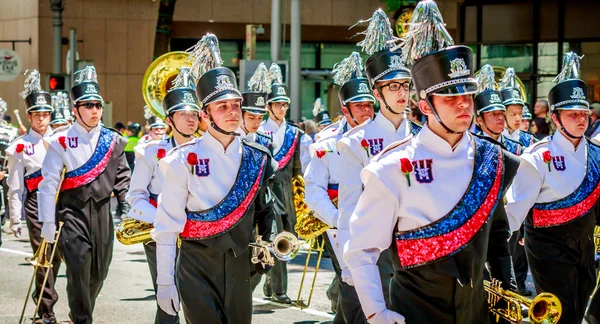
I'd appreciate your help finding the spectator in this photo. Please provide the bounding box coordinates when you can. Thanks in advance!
[533,99,550,119]
[114,121,126,135]
[531,117,550,140]
[586,102,600,138]
[303,119,318,140]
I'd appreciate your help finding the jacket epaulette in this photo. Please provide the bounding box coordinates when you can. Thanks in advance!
[526,136,550,152]
[8,134,24,145]
[345,119,372,137]
[166,138,198,156]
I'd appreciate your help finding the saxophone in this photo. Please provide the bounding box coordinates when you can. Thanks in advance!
[116,218,154,245]
[292,175,330,240]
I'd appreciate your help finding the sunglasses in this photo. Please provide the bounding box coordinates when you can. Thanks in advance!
[77,102,103,109]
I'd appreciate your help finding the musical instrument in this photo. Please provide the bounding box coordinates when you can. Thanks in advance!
[485,279,562,324]
[249,232,299,268]
[142,51,191,120]
[296,236,326,309]
[20,222,64,324]
[293,175,330,241]
[13,109,23,127]
[116,218,153,245]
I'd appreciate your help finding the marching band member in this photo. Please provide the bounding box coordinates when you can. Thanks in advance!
[37,66,131,324]
[506,52,598,323]
[344,1,519,322]
[126,67,201,324]
[337,9,419,309]
[304,51,375,323]
[257,63,304,304]
[520,104,533,132]
[299,99,331,173]
[50,92,73,129]
[475,65,523,156]
[136,105,168,149]
[500,68,538,147]
[153,34,276,323]
[7,70,59,324]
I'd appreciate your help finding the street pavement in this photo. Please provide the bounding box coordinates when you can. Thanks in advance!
[0,219,336,324]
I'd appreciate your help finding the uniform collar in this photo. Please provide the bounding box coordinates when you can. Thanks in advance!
[553,129,586,153]
[417,123,471,155]
[374,112,408,135]
[265,117,286,130]
[28,127,52,139]
[203,129,241,155]
[74,120,101,135]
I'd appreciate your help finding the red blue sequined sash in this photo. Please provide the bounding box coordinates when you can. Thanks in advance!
[503,136,522,156]
[395,137,504,269]
[532,143,600,228]
[255,132,272,151]
[24,170,42,192]
[60,127,117,191]
[180,143,268,240]
[148,192,158,208]
[273,124,299,170]
[519,131,535,147]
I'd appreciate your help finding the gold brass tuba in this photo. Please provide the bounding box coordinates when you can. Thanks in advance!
[293,175,330,240]
[485,279,562,324]
[116,218,153,245]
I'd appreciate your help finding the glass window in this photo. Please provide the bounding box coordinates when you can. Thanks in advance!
[537,76,554,100]
[254,42,317,69]
[320,43,370,69]
[480,44,533,73]
[538,42,558,75]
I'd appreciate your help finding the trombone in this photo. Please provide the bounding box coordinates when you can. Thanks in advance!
[19,222,64,324]
[295,235,326,309]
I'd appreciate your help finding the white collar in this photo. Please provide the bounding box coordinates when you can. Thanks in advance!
[417,123,471,155]
[203,129,241,155]
[74,121,101,135]
[28,127,51,139]
[265,117,286,129]
[553,130,586,153]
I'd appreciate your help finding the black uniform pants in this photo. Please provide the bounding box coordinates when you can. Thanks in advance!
[526,235,596,324]
[59,199,114,324]
[143,242,180,324]
[25,192,61,317]
[177,240,252,324]
[509,226,529,290]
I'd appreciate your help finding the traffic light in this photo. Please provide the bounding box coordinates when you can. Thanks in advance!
[47,74,67,91]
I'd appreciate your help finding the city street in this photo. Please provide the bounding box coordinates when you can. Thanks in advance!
[0,219,336,324]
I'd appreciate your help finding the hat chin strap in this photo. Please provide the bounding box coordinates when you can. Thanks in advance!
[74,107,96,130]
[268,104,282,122]
[203,108,240,137]
[503,114,517,133]
[555,111,583,140]
[479,113,503,136]
[343,101,359,126]
[167,114,197,138]
[374,84,402,115]
[425,97,462,134]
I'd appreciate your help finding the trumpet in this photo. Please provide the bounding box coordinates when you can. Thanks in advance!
[485,279,562,324]
[249,232,299,268]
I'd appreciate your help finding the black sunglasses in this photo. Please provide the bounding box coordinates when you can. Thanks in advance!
[77,102,103,109]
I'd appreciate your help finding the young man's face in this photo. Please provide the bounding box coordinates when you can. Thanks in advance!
[167,109,199,135]
[342,101,374,126]
[149,126,166,140]
[505,105,523,130]
[520,119,531,132]
[426,94,474,133]
[205,99,242,133]
[74,100,103,128]
[269,101,289,121]
[28,111,51,133]
[477,110,505,135]
[374,79,410,112]
[243,112,263,133]
[553,110,589,138]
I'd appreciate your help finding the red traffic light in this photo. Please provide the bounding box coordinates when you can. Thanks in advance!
[48,74,66,91]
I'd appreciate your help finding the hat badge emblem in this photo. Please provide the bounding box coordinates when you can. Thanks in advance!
[389,56,404,70]
[511,89,520,99]
[56,112,63,119]
[255,96,265,106]
[358,83,369,94]
[35,95,48,105]
[571,87,585,100]
[490,93,501,103]
[448,58,470,79]
[85,84,98,94]
[182,92,195,104]
[277,87,286,96]
[215,75,234,91]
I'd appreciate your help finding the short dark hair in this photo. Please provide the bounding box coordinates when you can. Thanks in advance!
[114,122,125,129]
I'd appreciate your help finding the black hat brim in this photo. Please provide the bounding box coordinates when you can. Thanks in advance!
[27,105,54,112]
[75,94,104,103]
[377,70,412,83]
[204,92,243,107]
[242,107,268,115]
[346,95,376,104]
[430,82,478,96]
[267,96,291,103]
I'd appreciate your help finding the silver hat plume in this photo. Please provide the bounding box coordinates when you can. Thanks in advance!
[0,98,7,114]
[476,64,497,92]
[248,63,271,93]
[52,92,70,109]
[186,33,224,79]
[19,70,43,99]
[171,67,196,90]
[401,0,455,66]
[312,98,326,117]
[268,63,283,87]
[351,9,398,56]
[143,105,153,119]
[553,52,584,83]
[73,66,98,86]
[499,67,517,90]
[332,52,364,86]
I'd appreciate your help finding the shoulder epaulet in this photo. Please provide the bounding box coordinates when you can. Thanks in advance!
[102,125,122,136]
[8,134,25,145]
[345,119,372,137]
[373,135,413,162]
[242,138,271,156]
[167,138,198,155]
[526,136,550,151]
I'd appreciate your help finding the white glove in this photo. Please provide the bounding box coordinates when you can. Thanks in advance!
[157,284,180,316]
[10,222,22,238]
[368,309,406,324]
[41,222,56,243]
[341,267,354,286]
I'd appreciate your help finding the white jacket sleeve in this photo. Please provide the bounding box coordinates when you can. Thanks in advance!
[304,145,338,227]
[300,134,313,174]
[336,137,368,231]
[505,154,543,231]
[37,140,65,223]
[6,152,24,225]
[126,149,158,223]
[344,161,399,319]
